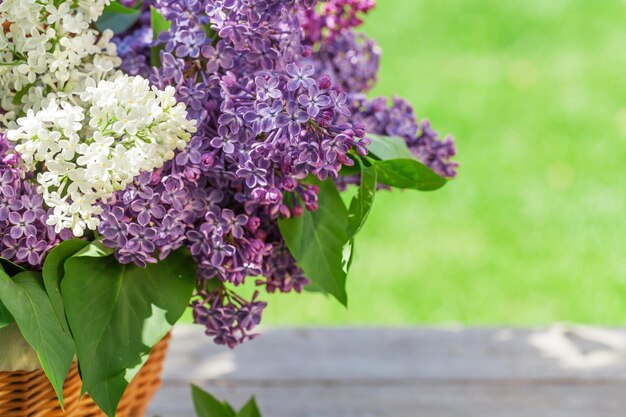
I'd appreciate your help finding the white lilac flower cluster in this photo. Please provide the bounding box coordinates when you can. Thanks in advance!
[0,0,119,124]
[0,0,196,236]
[7,76,196,236]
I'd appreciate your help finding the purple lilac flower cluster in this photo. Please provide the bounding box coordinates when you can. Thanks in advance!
[300,0,379,92]
[299,2,457,177]
[108,0,457,347]
[0,134,67,269]
[353,97,459,178]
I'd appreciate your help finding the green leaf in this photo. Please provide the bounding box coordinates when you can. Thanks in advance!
[61,247,196,416]
[95,1,141,34]
[150,6,171,66]
[86,350,149,417]
[42,239,90,334]
[347,162,377,237]
[367,134,415,161]
[374,158,447,191]
[223,402,237,417]
[279,179,350,306]
[365,135,447,191]
[0,271,74,407]
[237,397,262,417]
[191,385,233,417]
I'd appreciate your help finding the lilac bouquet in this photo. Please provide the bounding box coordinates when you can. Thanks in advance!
[0,0,456,415]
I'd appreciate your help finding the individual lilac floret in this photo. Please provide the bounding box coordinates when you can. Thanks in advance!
[286,63,316,91]
[255,76,283,102]
[202,41,237,73]
[175,30,209,58]
[298,85,332,117]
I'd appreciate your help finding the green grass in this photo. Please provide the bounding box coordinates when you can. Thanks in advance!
[201,0,626,326]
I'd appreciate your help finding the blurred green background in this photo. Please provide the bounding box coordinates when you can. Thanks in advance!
[202,0,626,326]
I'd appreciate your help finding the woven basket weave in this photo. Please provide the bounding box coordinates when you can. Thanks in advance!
[0,334,171,417]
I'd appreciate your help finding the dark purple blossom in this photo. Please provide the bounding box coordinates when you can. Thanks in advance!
[411,121,458,178]
[192,289,267,348]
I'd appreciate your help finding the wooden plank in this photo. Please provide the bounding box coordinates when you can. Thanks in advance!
[149,383,626,417]
[148,325,626,417]
[160,325,626,381]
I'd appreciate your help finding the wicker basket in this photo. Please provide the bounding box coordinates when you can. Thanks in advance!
[0,334,171,417]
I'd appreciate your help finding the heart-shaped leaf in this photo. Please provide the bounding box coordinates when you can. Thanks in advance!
[279,179,350,306]
[61,246,196,415]
[0,271,74,406]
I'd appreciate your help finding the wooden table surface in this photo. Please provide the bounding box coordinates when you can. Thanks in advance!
[148,325,626,417]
